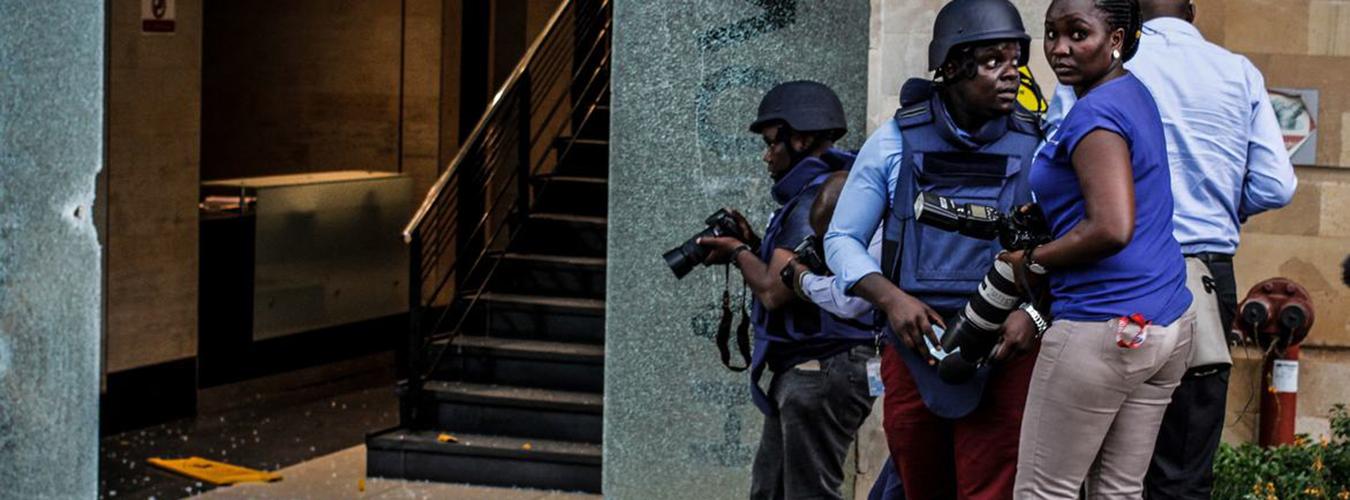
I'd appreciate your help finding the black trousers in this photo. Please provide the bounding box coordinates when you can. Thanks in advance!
[751,346,876,500]
[1144,255,1237,500]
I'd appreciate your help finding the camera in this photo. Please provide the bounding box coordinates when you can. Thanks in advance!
[664,208,748,279]
[912,192,1051,383]
[779,235,830,290]
[913,192,1050,252]
[792,235,829,275]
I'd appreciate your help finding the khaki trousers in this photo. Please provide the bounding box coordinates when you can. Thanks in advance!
[1014,311,1195,499]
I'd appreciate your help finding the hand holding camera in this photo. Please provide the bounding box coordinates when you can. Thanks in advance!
[663,208,758,279]
[912,192,1053,382]
[779,235,829,295]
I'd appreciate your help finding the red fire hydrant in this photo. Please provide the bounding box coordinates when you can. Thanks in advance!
[1233,278,1315,447]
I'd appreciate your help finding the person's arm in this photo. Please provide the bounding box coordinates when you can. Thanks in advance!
[698,238,797,311]
[737,247,797,310]
[823,124,943,360]
[1020,128,1136,269]
[996,127,1136,360]
[1238,59,1298,219]
[822,127,894,292]
[796,271,872,319]
[794,226,884,319]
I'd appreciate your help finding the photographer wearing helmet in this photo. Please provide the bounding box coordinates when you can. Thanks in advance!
[697,81,877,500]
[822,0,1043,498]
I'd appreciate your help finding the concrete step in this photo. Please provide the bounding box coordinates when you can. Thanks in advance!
[484,252,606,299]
[510,213,607,257]
[420,381,602,443]
[532,174,607,218]
[429,335,604,392]
[366,428,601,493]
[462,292,605,344]
[553,137,607,178]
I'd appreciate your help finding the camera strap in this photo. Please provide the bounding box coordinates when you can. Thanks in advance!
[717,264,752,372]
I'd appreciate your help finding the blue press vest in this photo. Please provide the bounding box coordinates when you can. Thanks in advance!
[881,81,1040,311]
[749,149,875,415]
[880,79,1040,418]
[753,149,874,345]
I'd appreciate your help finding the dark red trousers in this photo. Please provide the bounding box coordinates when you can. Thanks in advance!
[881,342,1038,500]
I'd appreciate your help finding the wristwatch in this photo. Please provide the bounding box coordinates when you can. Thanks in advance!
[1024,246,1048,275]
[1021,303,1050,338]
[729,244,752,268]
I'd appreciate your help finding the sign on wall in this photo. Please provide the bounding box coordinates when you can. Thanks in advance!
[1270,88,1318,165]
[141,0,175,34]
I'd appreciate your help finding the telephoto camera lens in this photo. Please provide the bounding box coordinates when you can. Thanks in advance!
[937,259,1022,384]
[663,235,711,279]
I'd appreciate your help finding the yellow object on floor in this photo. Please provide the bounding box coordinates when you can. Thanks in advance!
[436,433,458,443]
[147,457,283,485]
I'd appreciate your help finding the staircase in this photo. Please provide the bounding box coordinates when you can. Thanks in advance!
[366,0,610,493]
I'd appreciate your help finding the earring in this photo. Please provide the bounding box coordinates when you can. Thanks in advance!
[1112,49,1121,60]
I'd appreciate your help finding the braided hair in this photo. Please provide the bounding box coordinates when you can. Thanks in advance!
[1093,0,1143,61]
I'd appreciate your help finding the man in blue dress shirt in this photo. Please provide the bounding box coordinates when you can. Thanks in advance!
[823,1,1043,497]
[1045,1,1298,497]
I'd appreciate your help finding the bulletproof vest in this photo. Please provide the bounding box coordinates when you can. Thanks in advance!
[820,311,875,343]
[880,79,1040,313]
[752,149,872,345]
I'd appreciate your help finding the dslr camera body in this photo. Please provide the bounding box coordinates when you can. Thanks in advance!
[779,235,830,290]
[912,192,1051,383]
[664,208,749,279]
[913,192,1049,254]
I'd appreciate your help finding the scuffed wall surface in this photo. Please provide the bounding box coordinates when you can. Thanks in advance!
[105,0,200,373]
[0,0,103,497]
[201,0,403,180]
[607,0,868,497]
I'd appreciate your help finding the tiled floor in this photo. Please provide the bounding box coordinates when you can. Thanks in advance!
[192,445,599,500]
[100,385,398,499]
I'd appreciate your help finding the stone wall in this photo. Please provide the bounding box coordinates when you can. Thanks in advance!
[0,1,103,496]
[869,0,1350,443]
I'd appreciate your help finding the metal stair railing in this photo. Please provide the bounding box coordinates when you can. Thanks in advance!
[399,0,611,428]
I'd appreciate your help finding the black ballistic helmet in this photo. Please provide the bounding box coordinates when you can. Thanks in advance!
[749,81,847,141]
[928,0,1031,71]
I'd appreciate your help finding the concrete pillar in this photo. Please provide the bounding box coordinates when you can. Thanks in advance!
[0,0,103,497]
[607,1,868,497]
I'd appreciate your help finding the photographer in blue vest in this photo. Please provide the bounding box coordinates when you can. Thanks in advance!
[697,81,877,500]
[823,0,1043,497]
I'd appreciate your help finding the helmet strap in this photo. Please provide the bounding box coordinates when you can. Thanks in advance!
[777,125,822,168]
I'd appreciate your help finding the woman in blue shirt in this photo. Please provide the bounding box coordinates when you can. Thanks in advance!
[1007,0,1195,496]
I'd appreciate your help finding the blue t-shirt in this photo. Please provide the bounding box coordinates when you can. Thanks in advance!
[1030,74,1192,325]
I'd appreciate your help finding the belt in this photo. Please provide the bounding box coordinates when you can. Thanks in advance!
[1184,252,1233,264]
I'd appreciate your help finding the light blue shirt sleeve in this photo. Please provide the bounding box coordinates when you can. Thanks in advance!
[823,120,902,293]
[1042,84,1077,140]
[1238,58,1298,219]
[801,227,883,319]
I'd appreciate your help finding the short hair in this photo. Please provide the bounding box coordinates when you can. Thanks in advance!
[1094,0,1143,61]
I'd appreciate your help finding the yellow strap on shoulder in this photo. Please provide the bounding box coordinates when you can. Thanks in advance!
[1017,66,1048,114]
